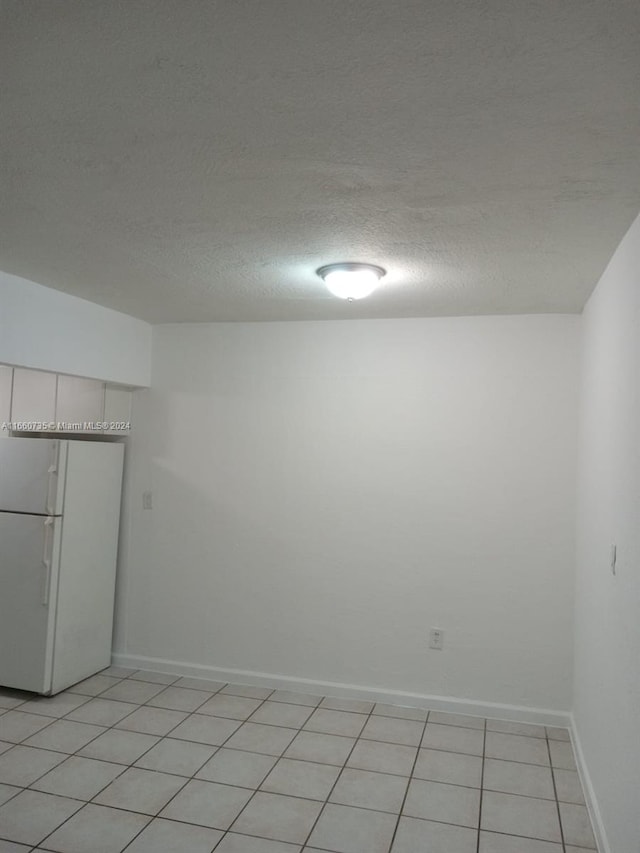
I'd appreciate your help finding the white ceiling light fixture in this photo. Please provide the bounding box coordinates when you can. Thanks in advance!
[317,263,386,301]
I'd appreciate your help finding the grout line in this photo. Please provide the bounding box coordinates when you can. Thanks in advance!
[476,716,487,852]
[9,671,231,852]
[385,708,432,852]
[0,673,584,852]
[547,732,567,853]
[296,702,380,851]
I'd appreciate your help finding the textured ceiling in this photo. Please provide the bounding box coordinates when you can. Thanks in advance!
[2,0,640,323]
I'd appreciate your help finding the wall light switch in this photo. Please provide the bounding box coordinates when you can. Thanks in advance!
[142,491,153,510]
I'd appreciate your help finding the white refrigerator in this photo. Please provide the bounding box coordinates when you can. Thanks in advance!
[0,437,125,695]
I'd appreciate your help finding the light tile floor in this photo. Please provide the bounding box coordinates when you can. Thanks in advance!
[0,668,598,852]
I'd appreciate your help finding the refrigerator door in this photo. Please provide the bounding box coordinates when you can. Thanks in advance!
[0,512,60,693]
[50,440,125,693]
[0,437,63,515]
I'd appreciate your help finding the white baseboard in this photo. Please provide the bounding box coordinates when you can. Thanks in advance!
[111,652,571,727]
[569,714,609,853]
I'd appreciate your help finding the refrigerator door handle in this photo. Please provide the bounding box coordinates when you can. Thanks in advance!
[42,517,54,606]
[46,442,59,515]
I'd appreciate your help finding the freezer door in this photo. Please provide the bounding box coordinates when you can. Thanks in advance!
[0,437,62,515]
[0,512,59,693]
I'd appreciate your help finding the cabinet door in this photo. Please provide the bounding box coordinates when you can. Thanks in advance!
[0,367,13,435]
[103,388,132,433]
[56,376,105,429]
[11,369,57,429]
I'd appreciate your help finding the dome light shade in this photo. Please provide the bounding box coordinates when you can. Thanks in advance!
[317,263,386,300]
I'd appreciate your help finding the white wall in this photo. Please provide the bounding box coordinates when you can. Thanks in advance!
[0,271,151,386]
[573,213,640,852]
[118,315,580,713]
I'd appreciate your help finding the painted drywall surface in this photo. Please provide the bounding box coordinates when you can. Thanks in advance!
[0,271,151,386]
[573,213,640,851]
[117,315,580,710]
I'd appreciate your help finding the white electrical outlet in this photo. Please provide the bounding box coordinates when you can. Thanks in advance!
[429,628,444,650]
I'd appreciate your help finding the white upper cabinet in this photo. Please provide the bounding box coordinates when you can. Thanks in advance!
[0,367,13,434]
[11,369,57,428]
[1,367,133,434]
[103,388,132,433]
[56,376,105,428]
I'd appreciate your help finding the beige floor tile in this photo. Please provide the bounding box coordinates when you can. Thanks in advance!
[0,692,29,712]
[100,666,136,678]
[485,719,546,738]
[413,749,482,788]
[373,703,428,722]
[0,746,65,786]
[171,676,226,692]
[391,815,477,853]
[42,803,150,853]
[559,802,597,848]
[548,740,577,770]
[23,719,105,754]
[269,690,323,706]
[285,731,356,766]
[78,729,160,764]
[94,766,187,815]
[330,767,408,812]
[0,790,82,847]
[0,835,30,851]
[0,785,20,807]
[216,832,300,852]
[360,715,424,746]
[169,713,241,746]
[404,778,480,827]
[67,674,122,697]
[146,686,212,712]
[135,737,215,776]
[231,791,322,844]
[483,758,555,799]
[552,768,585,804]
[196,694,263,720]
[94,679,166,705]
[18,693,90,718]
[220,683,274,699]
[31,756,125,800]
[413,747,482,787]
[546,726,570,742]
[347,739,416,776]
[421,723,484,756]
[481,791,562,843]
[249,701,314,728]
[196,747,277,787]
[320,697,375,714]
[428,711,485,730]
[479,830,563,852]
[0,712,51,744]
[124,817,223,853]
[160,779,252,829]
[307,802,397,853]
[66,698,138,727]
[129,670,178,685]
[263,757,340,800]
[114,706,187,736]
[224,722,297,755]
[485,732,550,766]
[304,709,368,738]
